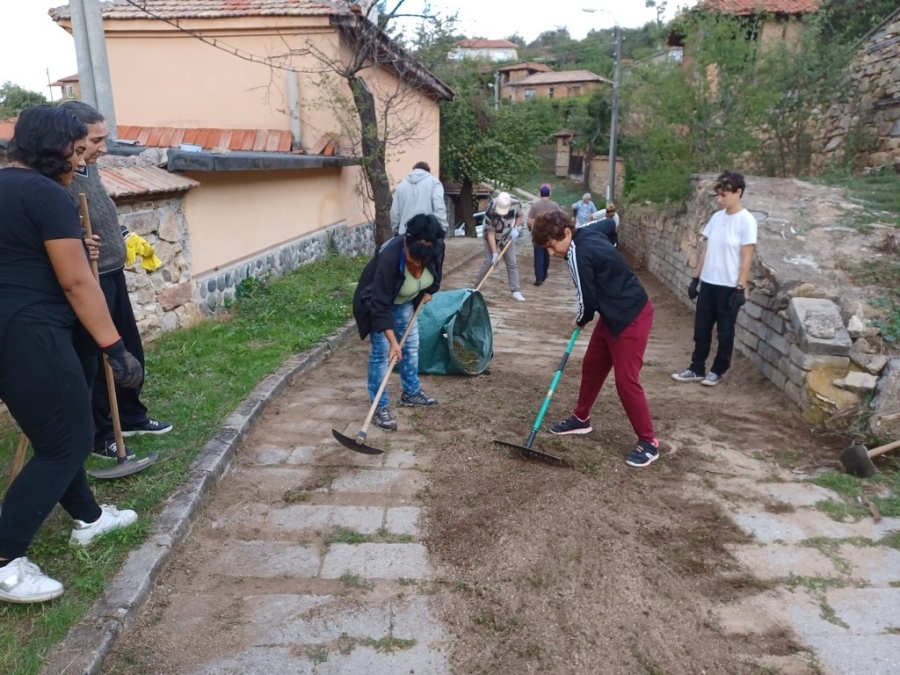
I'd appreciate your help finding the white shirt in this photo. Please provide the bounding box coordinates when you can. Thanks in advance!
[700,208,758,287]
[589,209,619,227]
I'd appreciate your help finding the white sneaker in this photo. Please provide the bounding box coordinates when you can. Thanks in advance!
[69,505,138,547]
[700,372,722,387]
[0,557,64,603]
[511,291,526,302]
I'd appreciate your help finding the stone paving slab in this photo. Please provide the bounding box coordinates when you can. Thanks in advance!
[731,509,897,543]
[826,588,900,633]
[215,541,321,577]
[727,542,842,579]
[838,545,900,586]
[329,468,426,495]
[320,543,431,579]
[267,504,385,533]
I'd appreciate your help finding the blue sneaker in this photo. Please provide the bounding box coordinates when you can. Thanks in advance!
[549,415,592,435]
[626,439,659,468]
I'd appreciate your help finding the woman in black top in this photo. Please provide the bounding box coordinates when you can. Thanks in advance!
[531,209,659,468]
[0,106,143,604]
[353,214,445,432]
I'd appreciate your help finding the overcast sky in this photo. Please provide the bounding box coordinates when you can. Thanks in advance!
[1,1,686,96]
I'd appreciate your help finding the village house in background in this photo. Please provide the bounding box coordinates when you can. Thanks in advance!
[36,0,451,337]
[448,38,519,62]
[49,73,81,102]
[503,69,610,102]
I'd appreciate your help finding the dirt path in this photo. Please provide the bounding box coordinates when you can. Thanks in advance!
[102,236,899,675]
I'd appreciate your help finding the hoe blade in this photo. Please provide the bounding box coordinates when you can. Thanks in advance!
[332,429,384,455]
[88,452,159,479]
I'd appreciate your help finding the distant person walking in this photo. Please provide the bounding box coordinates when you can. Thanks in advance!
[473,192,525,302]
[572,193,597,228]
[526,184,561,286]
[672,171,757,387]
[389,161,449,236]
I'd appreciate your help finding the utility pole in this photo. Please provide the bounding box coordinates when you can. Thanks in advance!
[70,0,118,138]
[607,24,622,203]
[493,70,500,110]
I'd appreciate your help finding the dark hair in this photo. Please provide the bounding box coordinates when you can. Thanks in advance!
[531,209,571,247]
[404,213,444,264]
[59,100,106,126]
[8,105,87,181]
[413,161,431,172]
[714,170,746,197]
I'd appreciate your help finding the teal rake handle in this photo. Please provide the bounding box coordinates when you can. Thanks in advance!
[524,327,581,448]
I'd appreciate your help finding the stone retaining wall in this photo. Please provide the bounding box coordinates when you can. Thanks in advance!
[194,222,375,316]
[811,10,900,171]
[620,176,896,433]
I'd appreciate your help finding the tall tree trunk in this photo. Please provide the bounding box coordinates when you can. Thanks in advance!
[348,74,393,247]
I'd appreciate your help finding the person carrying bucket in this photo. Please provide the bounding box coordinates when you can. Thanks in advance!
[352,214,445,432]
[531,209,659,468]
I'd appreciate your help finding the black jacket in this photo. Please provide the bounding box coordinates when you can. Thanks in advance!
[567,226,647,336]
[353,235,444,340]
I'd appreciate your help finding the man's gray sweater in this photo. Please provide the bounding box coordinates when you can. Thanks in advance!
[65,164,126,274]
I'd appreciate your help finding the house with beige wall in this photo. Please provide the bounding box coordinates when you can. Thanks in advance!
[49,0,451,318]
[503,70,610,102]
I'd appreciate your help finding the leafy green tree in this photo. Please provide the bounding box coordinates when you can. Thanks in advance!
[0,82,49,117]
[820,0,899,44]
[440,76,547,235]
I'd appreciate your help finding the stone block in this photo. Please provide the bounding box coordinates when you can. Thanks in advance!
[789,297,852,356]
[784,380,803,404]
[833,371,878,392]
[783,360,807,387]
[763,312,784,334]
[765,330,790,356]
[789,345,851,372]
[744,301,763,320]
[320,543,431,579]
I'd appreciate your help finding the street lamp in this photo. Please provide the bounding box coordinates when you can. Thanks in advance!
[582,8,622,202]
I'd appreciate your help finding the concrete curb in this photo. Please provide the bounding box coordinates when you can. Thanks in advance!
[39,243,483,675]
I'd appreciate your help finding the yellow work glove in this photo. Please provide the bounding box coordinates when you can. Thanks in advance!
[124,231,163,271]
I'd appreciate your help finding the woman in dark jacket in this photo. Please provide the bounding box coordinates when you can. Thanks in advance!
[531,209,659,468]
[0,106,143,604]
[353,214,445,431]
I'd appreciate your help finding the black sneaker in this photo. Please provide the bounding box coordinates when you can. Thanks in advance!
[92,441,136,461]
[549,415,592,435]
[373,407,397,431]
[121,419,173,437]
[626,439,660,468]
[400,390,438,407]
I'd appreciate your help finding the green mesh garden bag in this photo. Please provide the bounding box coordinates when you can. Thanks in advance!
[417,289,493,376]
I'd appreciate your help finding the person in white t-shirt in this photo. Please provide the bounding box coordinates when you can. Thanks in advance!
[672,171,757,387]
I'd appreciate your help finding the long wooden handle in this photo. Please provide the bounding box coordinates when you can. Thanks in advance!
[473,235,515,293]
[356,299,427,442]
[868,438,900,459]
[79,193,128,461]
[9,434,28,486]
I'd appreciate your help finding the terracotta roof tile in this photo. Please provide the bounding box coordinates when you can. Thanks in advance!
[51,0,347,20]
[496,61,553,73]
[99,165,199,199]
[116,125,304,153]
[457,39,519,50]
[508,70,611,87]
[701,0,822,14]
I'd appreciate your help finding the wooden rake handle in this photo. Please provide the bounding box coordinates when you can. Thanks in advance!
[473,235,515,293]
[356,299,427,443]
[8,434,28,488]
[79,193,128,461]
[868,438,900,459]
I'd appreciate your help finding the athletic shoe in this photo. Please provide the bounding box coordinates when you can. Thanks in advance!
[121,419,173,437]
[511,291,526,302]
[626,439,660,468]
[700,372,722,387]
[671,369,704,382]
[91,441,136,461]
[549,415,592,435]
[373,407,397,431]
[0,557,64,604]
[400,390,438,407]
[70,505,138,547]
[533,280,544,286]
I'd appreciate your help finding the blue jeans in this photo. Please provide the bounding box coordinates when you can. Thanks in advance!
[368,300,420,408]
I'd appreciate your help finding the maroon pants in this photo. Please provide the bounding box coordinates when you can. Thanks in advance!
[573,301,655,442]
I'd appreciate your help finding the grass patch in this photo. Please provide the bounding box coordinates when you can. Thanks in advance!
[631,642,665,675]
[0,254,365,675]
[515,168,590,213]
[825,170,900,218]
[324,527,373,546]
[339,572,374,592]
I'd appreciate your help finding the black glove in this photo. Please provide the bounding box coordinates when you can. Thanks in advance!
[729,287,746,310]
[101,339,144,389]
[688,277,700,300]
